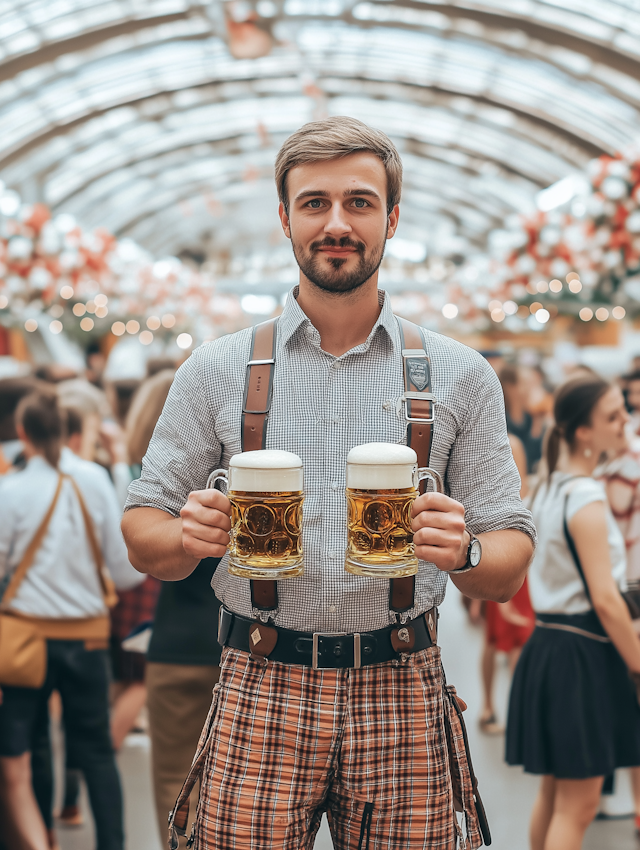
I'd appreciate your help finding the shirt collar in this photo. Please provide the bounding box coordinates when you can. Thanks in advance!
[277,285,398,355]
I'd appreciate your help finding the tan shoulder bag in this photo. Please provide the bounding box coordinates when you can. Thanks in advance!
[0,473,118,689]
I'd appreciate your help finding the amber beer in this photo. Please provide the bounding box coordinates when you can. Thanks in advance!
[207,450,304,579]
[345,443,443,578]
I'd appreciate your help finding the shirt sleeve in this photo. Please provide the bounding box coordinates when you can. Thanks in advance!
[93,467,144,590]
[566,479,606,521]
[445,355,537,543]
[125,346,223,517]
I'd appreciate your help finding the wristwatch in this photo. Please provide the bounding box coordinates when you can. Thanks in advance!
[447,534,482,575]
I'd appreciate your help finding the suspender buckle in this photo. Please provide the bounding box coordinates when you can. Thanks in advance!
[243,361,275,415]
[401,392,436,424]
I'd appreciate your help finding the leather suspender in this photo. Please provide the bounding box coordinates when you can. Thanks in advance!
[242,319,279,613]
[240,315,435,619]
[390,318,435,614]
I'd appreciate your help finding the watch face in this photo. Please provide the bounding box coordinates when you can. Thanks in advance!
[470,539,482,567]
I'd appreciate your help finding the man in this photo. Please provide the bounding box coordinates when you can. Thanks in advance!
[122,117,535,849]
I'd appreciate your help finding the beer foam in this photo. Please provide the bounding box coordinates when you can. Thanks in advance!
[347,443,417,490]
[228,450,303,493]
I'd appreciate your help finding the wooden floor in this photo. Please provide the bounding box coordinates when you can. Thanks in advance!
[55,588,637,850]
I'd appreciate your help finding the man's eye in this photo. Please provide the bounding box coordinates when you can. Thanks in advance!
[308,199,323,208]
[353,198,368,208]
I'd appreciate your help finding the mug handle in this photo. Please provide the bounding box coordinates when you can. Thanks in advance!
[206,469,229,491]
[417,467,444,494]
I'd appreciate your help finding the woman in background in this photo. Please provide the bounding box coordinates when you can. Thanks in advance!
[507,376,640,850]
[0,392,142,850]
[106,370,175,750]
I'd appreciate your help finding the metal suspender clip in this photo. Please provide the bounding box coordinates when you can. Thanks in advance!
[400,392,437,424]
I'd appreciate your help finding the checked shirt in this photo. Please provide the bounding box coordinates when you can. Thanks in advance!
[126,287,535,633]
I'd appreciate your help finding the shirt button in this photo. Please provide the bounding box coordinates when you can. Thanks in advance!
[331,361,341,370]
[329,551,339,559]
[329,605,337,613]
[331,481,341,490]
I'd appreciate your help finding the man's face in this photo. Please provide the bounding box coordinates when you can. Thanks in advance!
[279,152,399,294]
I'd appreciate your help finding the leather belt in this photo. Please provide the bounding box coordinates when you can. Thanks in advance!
[218,606,438,670]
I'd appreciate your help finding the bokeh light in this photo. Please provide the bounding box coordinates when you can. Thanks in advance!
[126,320,140,334]
[80,317,94,331]
[442,303,458,319]
[176,333,193,349]
[579,308,594,321]
[139,330,153,345]
[24,318,38,332]
[111,321,125,336]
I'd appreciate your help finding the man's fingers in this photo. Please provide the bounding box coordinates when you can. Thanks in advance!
[413,526,462,549]
[411,511,464,533]
[182,502,232,532]
[189,488,232,513]
[411,491,464,517]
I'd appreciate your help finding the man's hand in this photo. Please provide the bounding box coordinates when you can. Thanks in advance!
[180,489,232,560]
[411,492,468,572]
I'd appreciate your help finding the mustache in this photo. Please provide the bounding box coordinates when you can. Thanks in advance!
[310,237,366,253]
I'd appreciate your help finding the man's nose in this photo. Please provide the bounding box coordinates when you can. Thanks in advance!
[324,202,352,236]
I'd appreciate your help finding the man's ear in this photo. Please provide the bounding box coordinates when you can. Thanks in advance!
[386,204,400,239]
[279,202,291,239]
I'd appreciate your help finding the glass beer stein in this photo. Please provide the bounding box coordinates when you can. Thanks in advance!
[207,450,304,580]
[344,442,443,579]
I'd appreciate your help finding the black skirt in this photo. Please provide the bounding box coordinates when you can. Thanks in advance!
[506,612,640,778]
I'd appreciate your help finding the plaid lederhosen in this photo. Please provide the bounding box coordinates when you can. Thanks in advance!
[169,645,483,850]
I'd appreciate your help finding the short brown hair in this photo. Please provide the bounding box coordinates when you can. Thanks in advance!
[275,116,402,215]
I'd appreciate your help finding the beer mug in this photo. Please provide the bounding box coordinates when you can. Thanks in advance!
[344,442,443,579]
[208,450,304,580]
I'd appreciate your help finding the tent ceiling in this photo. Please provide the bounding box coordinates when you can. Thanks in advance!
[2,0,640,285]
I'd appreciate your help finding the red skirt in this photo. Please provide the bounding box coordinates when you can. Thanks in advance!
[485,578,534,653]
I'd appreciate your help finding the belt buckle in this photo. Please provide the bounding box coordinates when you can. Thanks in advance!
[312,633,361,670]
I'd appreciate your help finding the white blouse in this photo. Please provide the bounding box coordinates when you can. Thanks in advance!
[0,449,142,618]
[528,472,627,615]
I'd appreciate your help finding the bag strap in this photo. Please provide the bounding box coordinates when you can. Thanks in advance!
[66,477,119,609]
[561,477,592,603]
[1,473,65,608]
[242,318,279,614]
[391,317,436,614]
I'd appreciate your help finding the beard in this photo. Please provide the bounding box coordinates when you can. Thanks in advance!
[290,232,386,295]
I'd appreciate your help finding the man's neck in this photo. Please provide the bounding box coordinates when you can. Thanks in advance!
[295,274,383,357]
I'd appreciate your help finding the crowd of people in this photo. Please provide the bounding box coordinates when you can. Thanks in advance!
[1,343,639,849]
[0,353,221,850]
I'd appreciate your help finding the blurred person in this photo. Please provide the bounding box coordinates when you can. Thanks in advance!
[0,391,143,850]
[500,364,544,473]
[85,341,106,388]
[107,378,141,428]
[145,559,221,848]
[479,433,535,734]
[146,356,178,378]
[597,409,640,830]
[0,376,48,472]
[33,364,78,384]
[622,370,640,433]
[506,376,640,850]
[105,371,176,751]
